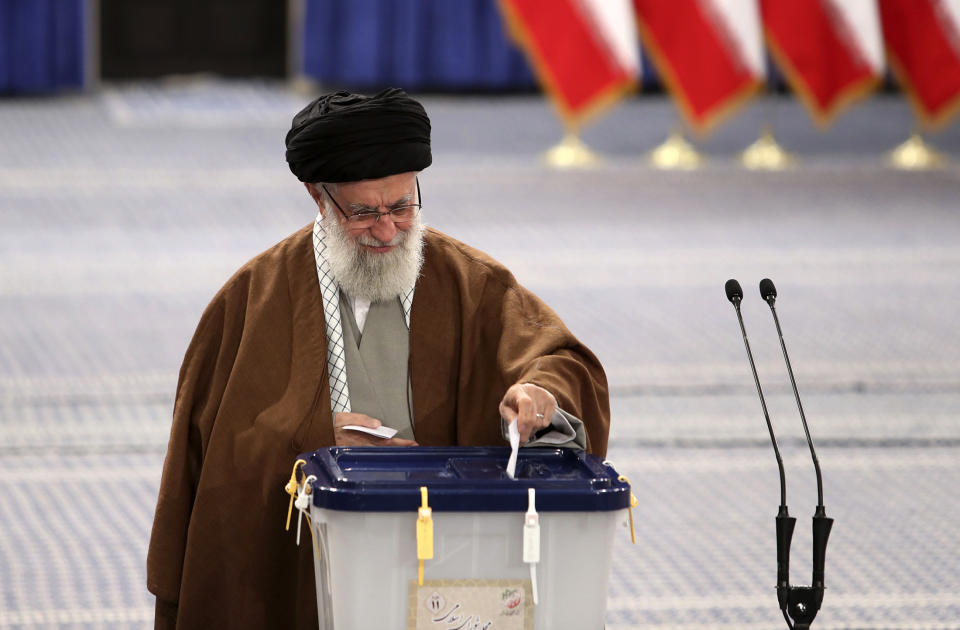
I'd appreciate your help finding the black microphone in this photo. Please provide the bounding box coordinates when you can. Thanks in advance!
[725,279,794,623]
[758,278,834,630]
[724,278,743,304]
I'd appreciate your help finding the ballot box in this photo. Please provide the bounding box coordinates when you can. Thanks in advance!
[292,446,634,630]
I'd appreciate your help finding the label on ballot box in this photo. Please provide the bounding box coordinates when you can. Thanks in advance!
[408,579,533,630]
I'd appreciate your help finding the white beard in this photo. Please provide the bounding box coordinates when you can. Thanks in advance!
[321,210,425,302]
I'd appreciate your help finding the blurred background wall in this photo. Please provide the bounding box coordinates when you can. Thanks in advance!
[0,0,776,94]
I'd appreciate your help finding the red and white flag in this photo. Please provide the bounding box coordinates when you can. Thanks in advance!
[633,0,765,132]
[762,0,884,125]
[880,0,960,129]
[499,0,640,129]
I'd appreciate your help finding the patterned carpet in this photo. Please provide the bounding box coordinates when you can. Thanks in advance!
[1,79,959,629]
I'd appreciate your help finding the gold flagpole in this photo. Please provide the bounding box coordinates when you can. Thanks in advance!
[741,78,794,170]
[888,126,947,170]
[741,122,794,170]
[542,130,601,169]
[649,123,703,170]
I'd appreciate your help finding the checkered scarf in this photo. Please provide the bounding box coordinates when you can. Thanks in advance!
[312,213,415,414]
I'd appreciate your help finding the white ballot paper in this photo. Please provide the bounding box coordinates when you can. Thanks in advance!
[342,425,398,439]
[506,419,520,479]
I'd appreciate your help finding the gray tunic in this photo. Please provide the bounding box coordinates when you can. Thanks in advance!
[339,295,415,440]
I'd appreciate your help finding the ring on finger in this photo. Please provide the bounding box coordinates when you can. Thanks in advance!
[535,413,545,420]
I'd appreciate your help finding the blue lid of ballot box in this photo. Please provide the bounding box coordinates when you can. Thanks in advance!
[299,447,631,512]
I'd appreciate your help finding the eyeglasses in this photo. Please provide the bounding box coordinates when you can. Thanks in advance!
[321,178,422,229]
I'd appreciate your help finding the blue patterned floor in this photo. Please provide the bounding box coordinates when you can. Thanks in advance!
[1,80,959,629]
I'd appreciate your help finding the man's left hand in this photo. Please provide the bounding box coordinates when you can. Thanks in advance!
[499,383,557,444]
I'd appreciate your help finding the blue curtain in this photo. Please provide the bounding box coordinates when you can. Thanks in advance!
[302,0,537,90]
[0,0,85,94]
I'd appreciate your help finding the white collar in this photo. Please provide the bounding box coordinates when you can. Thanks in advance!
[341,292,373,333]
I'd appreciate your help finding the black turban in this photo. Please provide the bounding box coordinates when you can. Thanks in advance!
[285,88,432,183]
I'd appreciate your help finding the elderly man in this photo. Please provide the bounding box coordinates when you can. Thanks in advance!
[147,89,609,629]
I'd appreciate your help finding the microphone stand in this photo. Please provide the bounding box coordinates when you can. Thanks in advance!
[725,279,834,630]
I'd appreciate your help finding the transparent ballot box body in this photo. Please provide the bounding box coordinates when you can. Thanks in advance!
[298,446,632,630]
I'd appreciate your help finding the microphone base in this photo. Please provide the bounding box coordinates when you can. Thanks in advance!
[782,585,825,629]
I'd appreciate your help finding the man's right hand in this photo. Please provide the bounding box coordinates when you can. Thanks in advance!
[333,412,418,447]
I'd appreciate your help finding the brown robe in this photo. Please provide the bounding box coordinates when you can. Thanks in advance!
[147,225,609,629]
